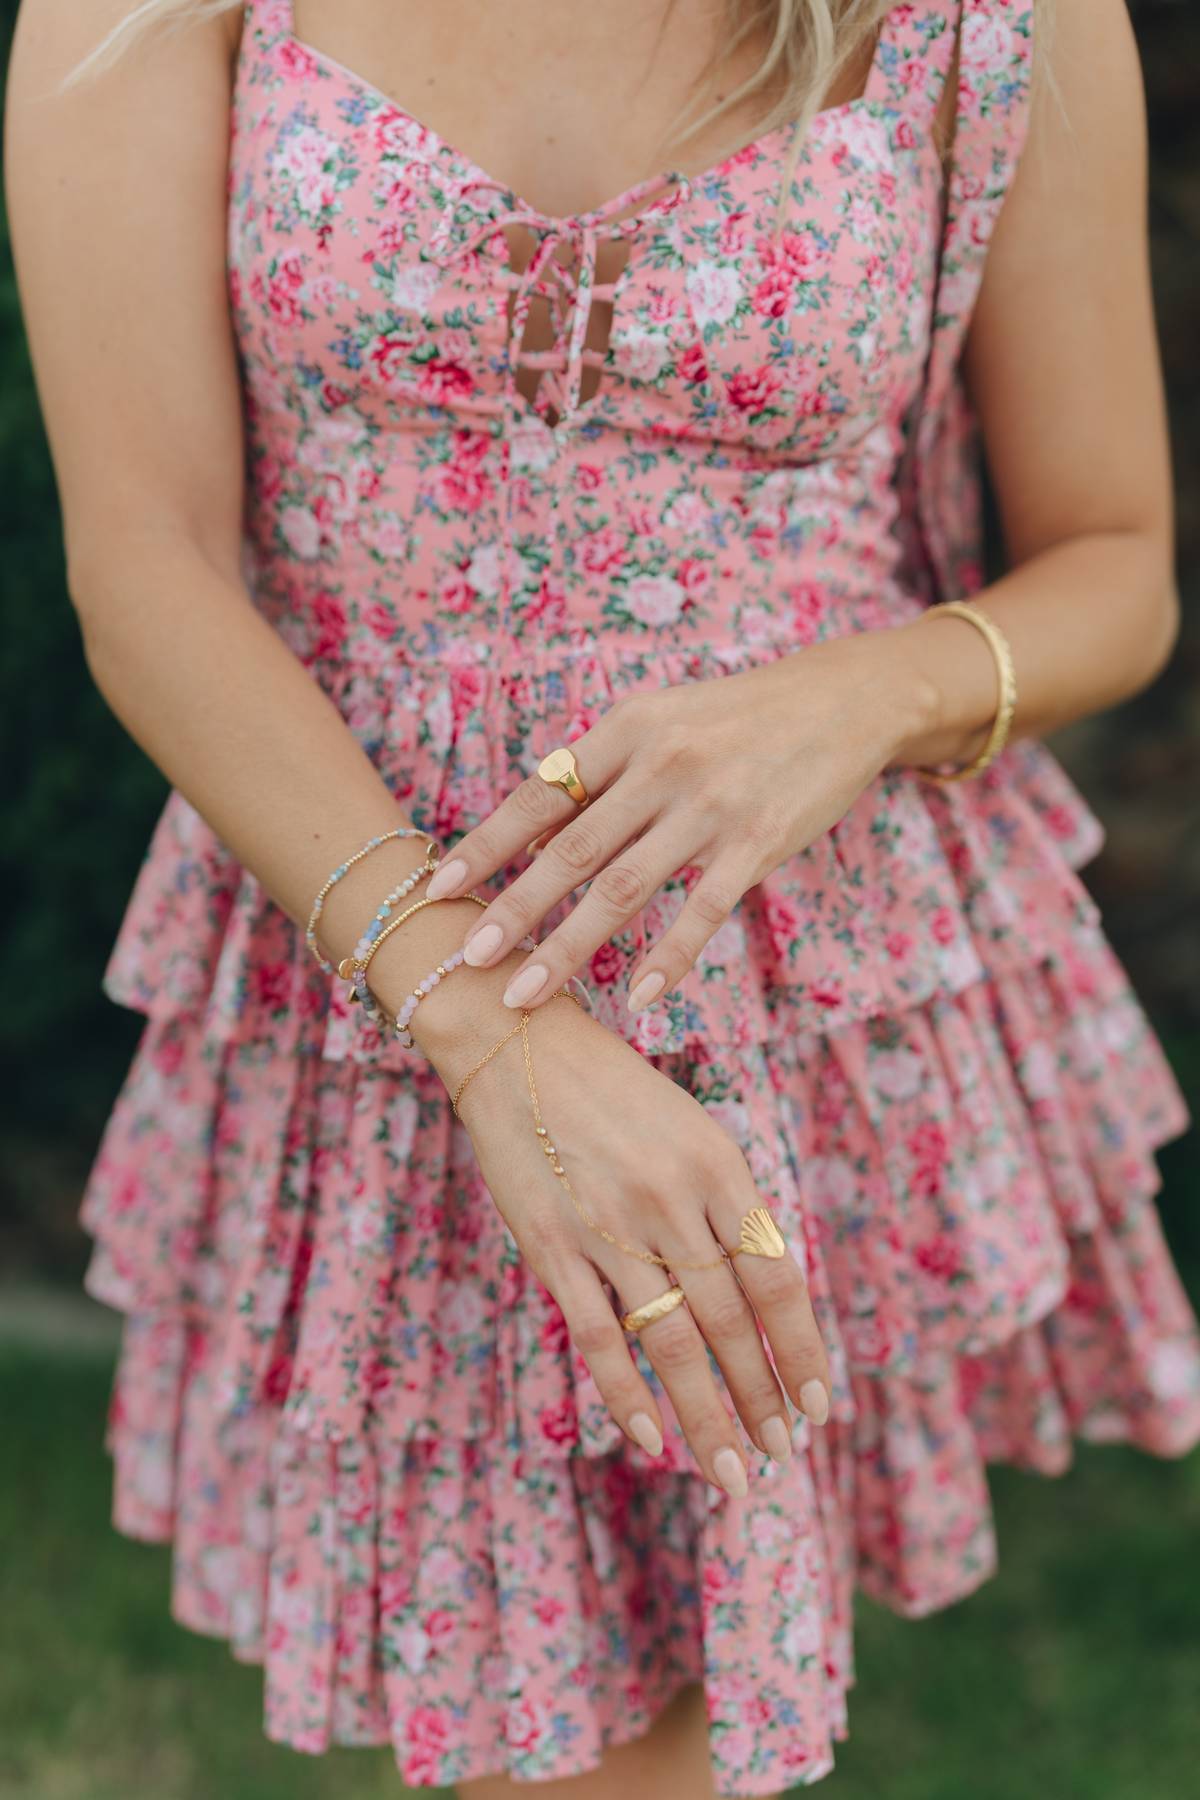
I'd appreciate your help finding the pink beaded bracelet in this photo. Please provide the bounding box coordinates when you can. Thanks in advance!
[393,932,537,1049]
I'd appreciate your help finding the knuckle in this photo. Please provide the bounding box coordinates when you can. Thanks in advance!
[518,1207,576,1272]
[653,730,699,777]
[544,914,588,969]
[752,1254,810,1309]
[654,1182,697,1232]
[692,788,730,833]
[593,860,647,913]
[568,1307,622,1360]
[740,805,781,856]
[642,1312,698,1373]
[703,1134,751,1189]
[702,1288,755,1343]
[464,814,503,863]
[611,690,651,732]
[547,822,603,876]
[689,880,737,930]
[511,775,559,828]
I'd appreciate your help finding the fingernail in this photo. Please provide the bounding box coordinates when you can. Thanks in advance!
[627,970,666,1014]
[760,1416,792,1464]
[502,963,549,1008]
[800,1379,829,1426]
[629,1411,663,1457]
[713,1446,748,1498]
[462,922,504,966]
[426,856,468,901]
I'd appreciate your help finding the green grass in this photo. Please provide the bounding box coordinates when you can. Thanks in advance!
[1,1339,1198,1800]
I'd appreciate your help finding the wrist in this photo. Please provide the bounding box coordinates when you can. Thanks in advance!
[364,900,534,1079]
[850,614,999,772]
[797,626,940,772]
[446,985,599,1128]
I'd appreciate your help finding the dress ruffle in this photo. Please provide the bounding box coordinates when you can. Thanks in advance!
[100,630,1109,1065]
[80,637,1200,1790]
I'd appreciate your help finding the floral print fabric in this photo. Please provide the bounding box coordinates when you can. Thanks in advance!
[79,1,1200,1793]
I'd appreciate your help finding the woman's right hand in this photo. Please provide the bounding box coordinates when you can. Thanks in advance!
[408,963,832,1496]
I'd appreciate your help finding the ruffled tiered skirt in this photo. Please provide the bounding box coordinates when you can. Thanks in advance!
[80,637,1200,1795]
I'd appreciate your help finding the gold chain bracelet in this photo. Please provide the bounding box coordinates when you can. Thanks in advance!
[452,994,740,1275]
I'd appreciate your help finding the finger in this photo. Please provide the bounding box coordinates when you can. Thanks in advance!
[611,1264,750,1497]
[497,817,702,1012]
[552,1261,667,1458]
[707,1168,831,1427]
[424,727,621,904]
[668,1239,795,1466]
[626,855,751,1014]
[456,781,650,973]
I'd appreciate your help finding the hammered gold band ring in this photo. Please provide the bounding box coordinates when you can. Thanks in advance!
[537,745,589,808]
[620,1286,687,1334]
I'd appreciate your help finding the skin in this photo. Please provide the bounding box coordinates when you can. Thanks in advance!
[5,3,1177,1795]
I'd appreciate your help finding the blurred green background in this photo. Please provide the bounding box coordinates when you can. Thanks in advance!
[2,2,1198,1796]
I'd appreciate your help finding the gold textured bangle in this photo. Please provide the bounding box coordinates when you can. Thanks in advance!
[914,599,1017,783]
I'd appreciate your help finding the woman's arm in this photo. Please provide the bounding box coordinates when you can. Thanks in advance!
[4,0,506,1031]
[423,0,1178,1015]
[6,0,832,1484]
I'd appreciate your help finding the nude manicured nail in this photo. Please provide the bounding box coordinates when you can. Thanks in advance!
[502,963,548,1008]
[760,1416,792,1464]
[462,922,504,965]
[713,1447,748,1498]
[627,970,666,1014]
[800,1380,829,1426]
[426,856,468,901]
[629,1412,663,1457]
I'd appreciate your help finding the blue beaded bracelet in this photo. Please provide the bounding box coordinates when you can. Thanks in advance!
[305,827,440,974]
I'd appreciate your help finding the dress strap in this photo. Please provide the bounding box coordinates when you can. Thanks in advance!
[907,0,1037,606]
[864,2,962,128]
[244,0,295,47]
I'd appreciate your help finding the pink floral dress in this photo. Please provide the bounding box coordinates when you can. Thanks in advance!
[78,1,1200,1792]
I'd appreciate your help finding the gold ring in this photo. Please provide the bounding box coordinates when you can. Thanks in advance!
[728,1206,788,1260]
[537,745,589,808]
[620,1285,687,1334]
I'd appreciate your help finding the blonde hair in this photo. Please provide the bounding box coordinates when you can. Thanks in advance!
[60,2,1051,225]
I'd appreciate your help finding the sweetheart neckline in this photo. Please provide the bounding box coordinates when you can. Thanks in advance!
[280,30,902,232]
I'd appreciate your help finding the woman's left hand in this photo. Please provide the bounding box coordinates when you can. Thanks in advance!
[424,631,933,1013]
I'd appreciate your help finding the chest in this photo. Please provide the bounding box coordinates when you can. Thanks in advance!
[229,15,945,458]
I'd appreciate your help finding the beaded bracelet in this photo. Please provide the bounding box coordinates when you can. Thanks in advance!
[306,827,440,973]
[393,929,537,1048]
[353,859,441,960]
[339,893,488,1010]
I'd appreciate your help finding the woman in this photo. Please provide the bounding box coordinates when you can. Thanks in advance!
[7,0,1200,1793]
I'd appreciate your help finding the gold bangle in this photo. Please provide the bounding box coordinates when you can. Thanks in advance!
[914,599,1017,783]
[338,891,489,987]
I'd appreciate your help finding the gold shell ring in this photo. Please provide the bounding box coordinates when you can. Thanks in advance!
[728,1206,788,1261]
